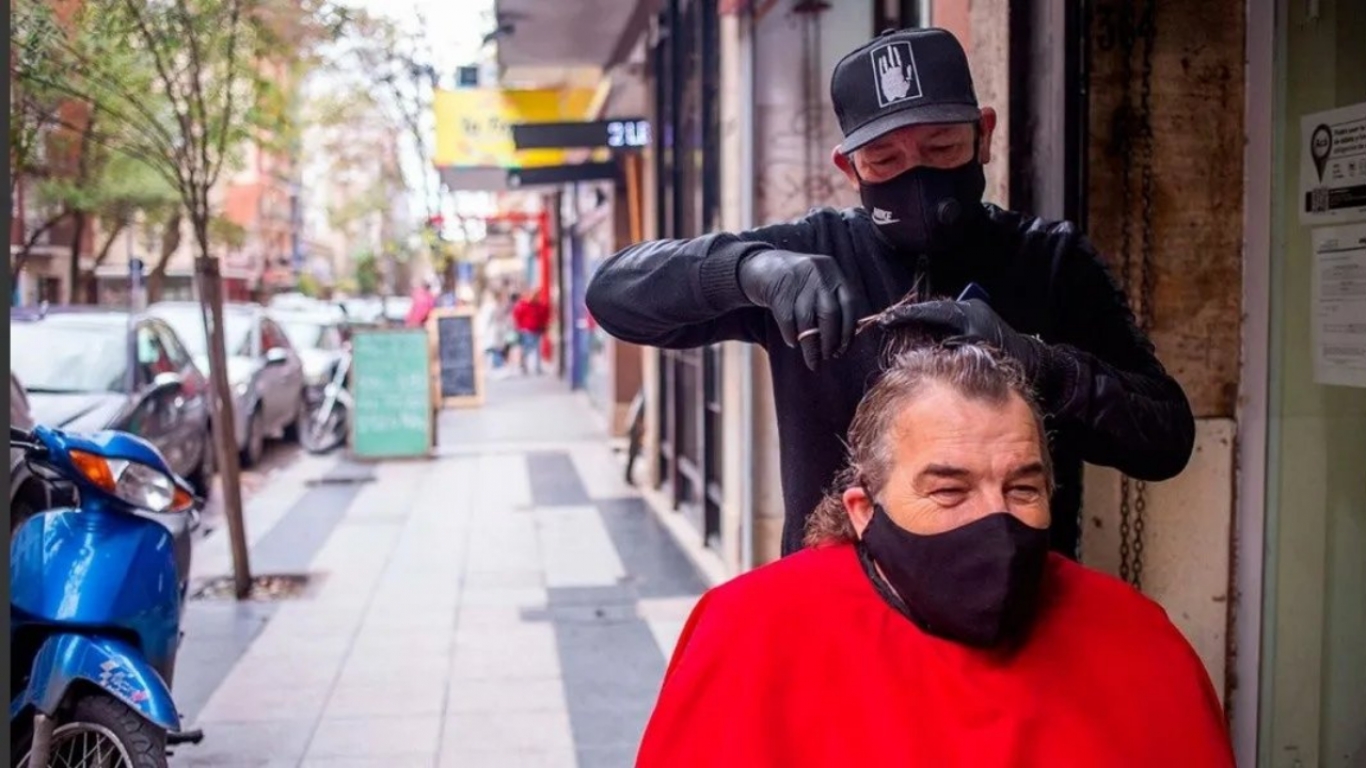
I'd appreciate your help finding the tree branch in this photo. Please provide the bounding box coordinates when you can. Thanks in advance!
[18,30,184,156]
[42,114,186,195]
[19,70,181,170]
[10,208,72,283]
[120,0,196,172]
[204,0,245,189]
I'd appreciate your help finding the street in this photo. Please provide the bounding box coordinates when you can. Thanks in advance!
[168,376,707,767]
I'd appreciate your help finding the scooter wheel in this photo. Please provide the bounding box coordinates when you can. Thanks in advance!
[13,694,168,767]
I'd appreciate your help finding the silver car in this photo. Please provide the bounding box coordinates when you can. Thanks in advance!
[149,301,306,467]
[9,370,45,536]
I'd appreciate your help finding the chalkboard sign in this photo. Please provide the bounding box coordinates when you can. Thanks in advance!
[348,328,433,459]
[429,308,484,407]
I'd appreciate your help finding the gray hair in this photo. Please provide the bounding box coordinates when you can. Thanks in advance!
[803,341,1054,547]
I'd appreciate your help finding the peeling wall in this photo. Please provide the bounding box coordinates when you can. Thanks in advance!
[1085,0,1244,419]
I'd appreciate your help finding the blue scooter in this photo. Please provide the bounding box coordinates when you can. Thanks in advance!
[10,425,203,767]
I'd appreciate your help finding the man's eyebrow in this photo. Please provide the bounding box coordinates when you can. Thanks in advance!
[915,464,972,482]
[1004,462,1048,482]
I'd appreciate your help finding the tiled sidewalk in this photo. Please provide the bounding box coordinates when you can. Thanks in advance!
[171,377,707,767]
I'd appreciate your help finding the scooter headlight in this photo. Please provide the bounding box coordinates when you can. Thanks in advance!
[69,450,195,513]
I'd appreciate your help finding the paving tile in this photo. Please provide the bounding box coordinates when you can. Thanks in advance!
[223,657,343,689]
[459,586,549,609]
[455,605,543,627]
[568,443,636,502]
[440,709,576,753]
[454,624,558,654]
[565,705,653,749]
[536,506,627,588]
[322,675,449,718]
[462,568,546,589]
[445,677,567,713]
[300,759,432,768]
[350,627,454,656]
[438,749,578,768]
[360,605,459,631]
[526,451,591,507]
[306,715,442,758]
[576,744,639,768]
[197,680,332,723]
[450,642,563,681]
[167,719,315,767]
[171,756,298,768]
[241,634,352,666]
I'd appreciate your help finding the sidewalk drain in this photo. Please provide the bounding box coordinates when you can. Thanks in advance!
[190,573,321,602]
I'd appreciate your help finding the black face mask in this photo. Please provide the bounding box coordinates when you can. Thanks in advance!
[859,503,1049,648]
[858,159,987,254]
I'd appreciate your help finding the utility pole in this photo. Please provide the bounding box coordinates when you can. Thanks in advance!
[196,256,252,597]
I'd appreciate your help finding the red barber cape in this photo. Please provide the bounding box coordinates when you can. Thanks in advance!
[637,544,1233,768]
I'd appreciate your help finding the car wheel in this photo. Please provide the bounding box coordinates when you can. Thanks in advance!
[190,427,215,498]
[240,409,265,469]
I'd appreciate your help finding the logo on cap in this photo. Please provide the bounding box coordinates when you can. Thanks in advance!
[870,41,922,108]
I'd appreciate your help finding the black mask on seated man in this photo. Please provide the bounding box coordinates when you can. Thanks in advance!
[858,501,1049,648]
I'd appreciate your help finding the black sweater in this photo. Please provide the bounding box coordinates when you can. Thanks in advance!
[585,204,1195,557]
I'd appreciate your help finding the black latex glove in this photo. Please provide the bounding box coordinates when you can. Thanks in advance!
[737,249,871,371]
[876,299,1057,387]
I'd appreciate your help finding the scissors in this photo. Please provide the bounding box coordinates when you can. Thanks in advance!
[796,282,991,342]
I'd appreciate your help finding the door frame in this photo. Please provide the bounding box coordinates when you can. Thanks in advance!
[1230,0,1275,762]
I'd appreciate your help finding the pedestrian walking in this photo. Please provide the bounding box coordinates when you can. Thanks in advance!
[512,291,550,375]
[585,27,1194,559]
[636,342,1234,768]
[404,278,437,329]
[477,291,512,369]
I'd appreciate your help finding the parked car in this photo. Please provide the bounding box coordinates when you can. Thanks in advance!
[148,301,306,467]
[9,370,48,536]
[272,309,349,390]
[8,308,215,496]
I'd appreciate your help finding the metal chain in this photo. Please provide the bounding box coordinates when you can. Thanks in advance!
[1115,0,1137,587]
[1115,0,1157,591]
[1130,0,1158,593]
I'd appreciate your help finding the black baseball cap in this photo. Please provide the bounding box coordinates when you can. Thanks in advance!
[832,27,980,154]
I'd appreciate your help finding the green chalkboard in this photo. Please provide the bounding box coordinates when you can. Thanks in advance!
[348,328,432,459]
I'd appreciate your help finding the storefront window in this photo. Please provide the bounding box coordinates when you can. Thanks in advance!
[1260,1,1366,765]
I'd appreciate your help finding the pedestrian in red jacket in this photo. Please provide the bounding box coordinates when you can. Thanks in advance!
[512,292,550,375]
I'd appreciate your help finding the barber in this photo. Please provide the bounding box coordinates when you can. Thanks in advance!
[585,27,1194,558]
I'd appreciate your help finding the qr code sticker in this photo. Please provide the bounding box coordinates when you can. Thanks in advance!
[1312,187,1330,213]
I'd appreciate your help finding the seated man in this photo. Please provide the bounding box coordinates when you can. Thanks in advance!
[636,342,1233,767]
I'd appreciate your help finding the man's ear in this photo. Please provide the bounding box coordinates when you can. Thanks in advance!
[978,107,998,165]
[831,146,860,190]
[843,486,874,537]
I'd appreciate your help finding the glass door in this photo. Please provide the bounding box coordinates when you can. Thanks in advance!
[1259,1,1366,765]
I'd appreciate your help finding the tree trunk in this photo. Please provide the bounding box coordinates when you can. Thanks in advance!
[67,210,86,304]
[147,210,182,303]
[84,220,128,304]
[191,204,252,598]
[67,112,100,304]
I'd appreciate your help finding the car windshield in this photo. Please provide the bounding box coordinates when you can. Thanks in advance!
[154,307,252,359]
[279,319,327,351]
[11,322,128,393]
